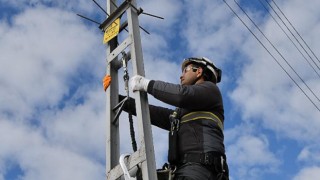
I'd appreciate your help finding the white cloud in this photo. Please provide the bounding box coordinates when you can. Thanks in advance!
[225,124,280,179]
[141,33,171,58]
[229,135,278,166]
[293,166,320,180]
[224,1,320,178]
[0,6,103,118]
[229,0,320,142]
[0,5,106,179]
[0,0,98,15]
[1,0,320,179]
[139,0,183,33]
[40,87,106,160]
[0,119,104,180]
[298,145,320,164]
[181,0,252,62]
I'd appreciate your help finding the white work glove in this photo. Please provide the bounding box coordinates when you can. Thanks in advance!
[130,75,150,92]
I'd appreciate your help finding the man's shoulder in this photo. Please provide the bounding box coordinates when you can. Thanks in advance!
[197,81,221,92]
[198,81,216,87]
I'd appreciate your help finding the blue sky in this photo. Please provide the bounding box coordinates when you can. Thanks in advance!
[0,0,320,180]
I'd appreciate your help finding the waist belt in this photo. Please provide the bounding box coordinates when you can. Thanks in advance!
[180,111,223,130]
[180,152,226,166]
[180,152,228,174]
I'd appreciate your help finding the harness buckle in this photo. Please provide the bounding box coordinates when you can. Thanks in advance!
[221,156,226,173]
[169,111,180,135]
[204,153,211,165]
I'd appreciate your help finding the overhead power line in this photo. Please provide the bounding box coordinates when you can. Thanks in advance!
[257,0,320,78]
[270,0,320,67]
[233,0,320,108]
[222,0,320,112]
[262,0,320,75]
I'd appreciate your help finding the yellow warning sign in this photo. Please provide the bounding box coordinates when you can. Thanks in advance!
[103,18,120,44]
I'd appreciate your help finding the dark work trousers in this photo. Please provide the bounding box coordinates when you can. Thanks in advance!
[174,163,229,180]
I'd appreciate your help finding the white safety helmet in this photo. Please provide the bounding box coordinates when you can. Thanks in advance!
[181,57,222,83]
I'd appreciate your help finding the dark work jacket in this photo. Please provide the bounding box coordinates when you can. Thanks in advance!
[147,80,225,155]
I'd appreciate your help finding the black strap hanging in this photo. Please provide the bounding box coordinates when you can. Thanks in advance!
[112,52,137,152]
[122,51,137,152]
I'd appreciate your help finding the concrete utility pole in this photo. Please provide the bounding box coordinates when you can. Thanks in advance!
[101,0,157,179]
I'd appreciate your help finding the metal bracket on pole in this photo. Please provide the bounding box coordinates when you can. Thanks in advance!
[99,1,130,31]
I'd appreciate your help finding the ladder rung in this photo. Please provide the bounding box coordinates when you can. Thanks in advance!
[107,35,133,63]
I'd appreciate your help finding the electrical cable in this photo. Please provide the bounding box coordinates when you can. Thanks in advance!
[264,0,320,72]
[257,0,320,78]
[265,0,320,73]
[233,0,320,106]
[109,0,150,34]
[233,0,320,104]
[76,14,101,25]
[222,0,320,112]
[270,0,320,66]
[92,0,128,33]
[92,0,110,16]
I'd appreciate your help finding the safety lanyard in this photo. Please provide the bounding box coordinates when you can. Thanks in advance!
[169,108,180,135]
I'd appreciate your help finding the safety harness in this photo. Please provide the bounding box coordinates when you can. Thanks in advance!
[164,110,228,180]
[180,111,224,131]
[168,110,224,164]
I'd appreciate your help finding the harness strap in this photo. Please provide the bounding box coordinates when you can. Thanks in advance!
[180,111,223,131]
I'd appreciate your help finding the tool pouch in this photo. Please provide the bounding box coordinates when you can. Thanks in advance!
[157,163,175,180]
[157,168,174,180]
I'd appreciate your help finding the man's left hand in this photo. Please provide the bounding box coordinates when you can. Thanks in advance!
[103,75,111,91]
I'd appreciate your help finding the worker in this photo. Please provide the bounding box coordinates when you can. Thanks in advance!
[103,57,229,180]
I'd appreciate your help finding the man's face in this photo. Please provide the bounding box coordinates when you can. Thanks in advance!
[180,64,201,85]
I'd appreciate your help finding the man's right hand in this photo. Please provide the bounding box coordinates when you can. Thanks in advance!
[129,75,150,92]
[103,75,111,91]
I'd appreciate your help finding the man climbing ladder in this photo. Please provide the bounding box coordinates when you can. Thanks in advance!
[104,57,229,180]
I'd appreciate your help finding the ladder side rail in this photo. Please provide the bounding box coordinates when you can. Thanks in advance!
[127,1,158,180]
[106,0,120,175]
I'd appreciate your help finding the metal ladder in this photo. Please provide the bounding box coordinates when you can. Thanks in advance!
[100,0,157,179]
